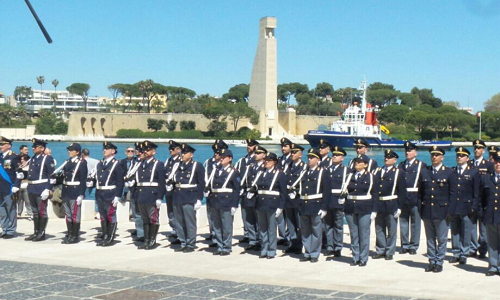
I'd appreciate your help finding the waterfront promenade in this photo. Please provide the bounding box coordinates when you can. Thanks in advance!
[0,212,498,300]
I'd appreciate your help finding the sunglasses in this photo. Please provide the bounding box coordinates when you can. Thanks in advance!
[126,150,134,152]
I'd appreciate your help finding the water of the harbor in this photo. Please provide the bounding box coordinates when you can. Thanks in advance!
[11,141,476,200]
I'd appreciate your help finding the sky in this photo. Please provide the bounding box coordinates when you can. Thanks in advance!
[1,0,500,112]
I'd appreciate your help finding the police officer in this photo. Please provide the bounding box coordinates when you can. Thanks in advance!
[318,139,332,168]
[235,138,259,243]
[481,153,500,276]
[172,143,205,252]
[283,143,307,254]
[373,150,406,260]
[421,146,456,272]
[324,146,351,257]
[488,145,500,162]
[241,145,267,250]
[23,138,55,242]
[122,143,144,242]
[398,141,426,255]
[345,156,379,266]
[349,139,378,172]
[205,148,240,256]
[59,143,88,244]
[0,136,20,239]
[276,137,293,246]
[87,142,125,247]
[165,140,182,242]
[298,148,331,263]
[254,152,287,259]
[133,141,165,250]
[449,147,479,264]
[204,139,228,247]
[469,139,493,259]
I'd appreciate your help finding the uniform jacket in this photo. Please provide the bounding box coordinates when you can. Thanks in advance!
[204,157,219,206]
[235,153,255,181]
[481,173,500,225]
[27,154,55,194]
[373,166,406,214]
[345,170,379,215]
[255,167,287,211]
[0,150,20,195]
[241,161,265,208]
[94,157,125,202]
[298,167,331,216]
[349,154,378,173]
[468,158,494,176]
[172,160,205,205]
[319,156,332,168]
[61,157,88,201]
[449,165,480,215]
[207,166,240,211]
[398,159,427,209]
[284,160,307,209]
[135,158,166,205]
[164,155,181,198]
[277,154,292,171]
[327,164,352,210]
[421,165,457,220]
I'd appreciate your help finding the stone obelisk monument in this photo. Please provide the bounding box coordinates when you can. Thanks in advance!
[248,17,279,138]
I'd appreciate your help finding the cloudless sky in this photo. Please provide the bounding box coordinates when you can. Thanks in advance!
[1,0,500,112]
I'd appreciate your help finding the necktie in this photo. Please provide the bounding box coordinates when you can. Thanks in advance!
[356,173,361,181]
[406,162,410,169]
[475,161,479,167]
[496,175,500,183]
[103,161,107,167]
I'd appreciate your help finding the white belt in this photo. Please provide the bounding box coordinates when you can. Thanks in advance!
[63,181,81,186]
[212,188,233,193]
[300,194,323,200]
[96,185,116,190]
[407,188,419,192]
[379,195,398,201]
[347,195,372,200]
[28,179,49,184]
[257,190,280,196]
[137,182,159,187]
[177,184,198,189]
[331,189,342,194]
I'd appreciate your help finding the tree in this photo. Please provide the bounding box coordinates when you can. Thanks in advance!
[147,118,164,132]
[164,86,196,102]
[118,84,141,112]
[278,82,309,105]
[137,79,154,112]
[166,120,178,131]
[36,76,45,95]
[404,110,429,133]
[484,92,500,112]
[180,120,196,130]
[227,102,259,131]
[51,79,59,109]
[108,83,123,110]
[13,86,33,102]
[312,82,334,99]
[202,102,227,120]
[35,109,67,134]
[411,87,442,108]
[399,93,419,107]
[66,83,90,112]
[427,114,447,139]
[223,84,249,102]
[377,105,410,125]
[207,120,227,137]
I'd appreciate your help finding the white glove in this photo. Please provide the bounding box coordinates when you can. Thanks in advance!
[338,197,345,205]
[370,212,377,221]
[231,207,238,216]
[318,210,327,219]
[275,208,283,218]
[166,184,173,192]
[50,178,57,185]
[126,180,135,187]
[246,192,255,199]
[86,181,94,188]
[194,200,202,211]
[16,172,24,179]
[112,197,120,207]
[156,199,162,209]
[76,195,83,206]
[394,209,401,219]
[41,189,50,200]
[11,187,20,193]
[239,189,244,196]
[124,181,130,188]
[288,192,296,199]
[203,191,210,198]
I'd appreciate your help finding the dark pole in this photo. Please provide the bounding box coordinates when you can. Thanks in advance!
[24,0,53,43]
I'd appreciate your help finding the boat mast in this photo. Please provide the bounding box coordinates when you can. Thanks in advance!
[360,77,367,114]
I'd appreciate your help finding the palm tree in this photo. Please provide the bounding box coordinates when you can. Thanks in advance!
[36,76,45,101]
[51,79,59,109]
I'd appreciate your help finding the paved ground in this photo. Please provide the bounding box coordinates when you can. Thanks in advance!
[0,216,499,300]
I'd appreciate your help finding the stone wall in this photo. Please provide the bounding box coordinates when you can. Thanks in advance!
[295,115,340,135]
[0,125,36,140]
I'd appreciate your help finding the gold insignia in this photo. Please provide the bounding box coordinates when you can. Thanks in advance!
[182,144,185,149]
[320,139,324,144]
[70,143,73,147]
[335,146,338,151]
[476,140,480,144]
[433,145,437,150]
[215,144,218,149]
[32,138,36,143]
[221,149,225,154]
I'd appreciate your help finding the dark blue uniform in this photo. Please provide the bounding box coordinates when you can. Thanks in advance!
[123,156,144,239]
[324,163,352,254]
[298,167,331,260]
[255,167,287,258]
[172,159,205,250]
[235,153,255,240]
[284,160,307,252]
[373,166,406,257]
[61,157,88,225]
[241,161,265,247]
[276,154,292,244]
[0,150,20,237]
[481,172,500,274]
[349,154,378,173]
[421,165,457,269]
[398,158,427,253]
[319,156,332,168]
[204,156,219,244]
[345,170,379,264]
[165,155,181,236]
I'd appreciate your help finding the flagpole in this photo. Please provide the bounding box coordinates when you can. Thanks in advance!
[479,112,482,140]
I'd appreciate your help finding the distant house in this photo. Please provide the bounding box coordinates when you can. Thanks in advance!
[17,90,108,113]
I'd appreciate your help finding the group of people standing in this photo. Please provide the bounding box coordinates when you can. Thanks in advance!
[1,136,500,276]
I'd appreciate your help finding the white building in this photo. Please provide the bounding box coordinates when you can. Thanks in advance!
[18,90,108,113]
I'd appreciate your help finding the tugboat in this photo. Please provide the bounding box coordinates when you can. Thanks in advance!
[304,80,452,149]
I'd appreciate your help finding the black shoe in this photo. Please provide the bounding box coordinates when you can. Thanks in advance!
[468,251,477,258]
[208,243,217,248]
[137,224,150,250]
[372,254,385,259]
[220,252,230,256]
[103,222,117,247]
[254,244,262,251]
[145,224,160,250]
[300,257,310,262]
[213,251,222,256]
[433,265,443,273]
[425,263,435,272]
[259,255,267,259]
[62,222,72,244]
[0,232,6,238]
[67,223,80,244]
[239,237,250,243]
[486,271,497,276]
[310,258,319,263]
[174,247,186,252]
[205,235,213,241]
[359,262,367,267]
[32,218,48,242]
[96,221,108,246]
[284,247,296,254]
[409,249,417,255]
[267,256,275,259]
[459,257,467,265]
[449,257,460,263]
[26,216,39,241]
[385,255,393,260]
[334,250,341,257]
[400,248,409,254]
[350,261,359,266]
[277,239,286,246]
[325,250,335,256]
[170,239,181,245]
[131,230,137,236]
[134,237,145,242]
[183,247,195,253]
[478,252,487,259]
[245,244,257,251]
[2,234,15,239]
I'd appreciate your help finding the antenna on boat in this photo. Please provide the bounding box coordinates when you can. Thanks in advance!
[360,76,367,114]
